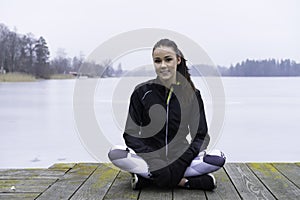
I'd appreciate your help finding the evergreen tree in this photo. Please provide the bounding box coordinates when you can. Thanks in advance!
[34,36,50,78]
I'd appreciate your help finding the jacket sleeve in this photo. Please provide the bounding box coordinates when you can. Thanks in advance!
[187,90,208,157]
[123,89,153,154]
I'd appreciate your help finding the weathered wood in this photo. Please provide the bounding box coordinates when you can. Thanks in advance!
[272,163,300,188]
[1,162,300,199]
[48,163,76,170]
[0,169,66,180]
[139,185,172,200]
[103,171,139,200]
[0,179,56,193]
[224,163,275,200]
[173,187,206,200]
[247,163,300,200]
[70,163,119,200]
[206,167,241,200]
[0,193,40,200]
[36,163,99,200]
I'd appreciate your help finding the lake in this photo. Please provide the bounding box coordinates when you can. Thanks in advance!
[0,77,300,168]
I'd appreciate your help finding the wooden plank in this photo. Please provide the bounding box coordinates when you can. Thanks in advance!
[0,193,40,200]
[70,163,119,200]
[272,163,300,188]
[224,163,275,200]
[103,171,139,200]
[247,163,300,200]
[139,185,172,200]
[173,187,206,200]
[0,169,66,179]
[48,163,76,170]
[36,163,99,200]
[206,167,241,200]
[0,179,56,193]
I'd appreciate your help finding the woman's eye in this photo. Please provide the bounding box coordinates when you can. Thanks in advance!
[166,58,173,62]
[154,60,161,63]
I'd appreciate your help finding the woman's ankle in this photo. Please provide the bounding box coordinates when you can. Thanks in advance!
[178,178,188,187]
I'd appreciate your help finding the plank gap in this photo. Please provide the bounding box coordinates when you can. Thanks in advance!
[68,164,100,199]
[102,170,122,199]
[222,165,243,199]
[247,163,300,199]
[271,163,300,189]
[246,163,281,199]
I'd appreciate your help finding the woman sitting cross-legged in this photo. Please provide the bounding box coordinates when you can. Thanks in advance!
[108,38,226,190]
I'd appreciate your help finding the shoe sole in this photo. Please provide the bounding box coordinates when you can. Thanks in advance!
[207,173,217,189]
[131,173,138,190]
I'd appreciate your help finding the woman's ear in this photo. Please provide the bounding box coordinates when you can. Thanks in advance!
[177,56,181,65]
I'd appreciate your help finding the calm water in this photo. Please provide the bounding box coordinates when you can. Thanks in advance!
[0,77,300,168]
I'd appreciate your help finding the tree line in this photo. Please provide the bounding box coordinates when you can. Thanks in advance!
[217,59,300,76]
[2,23,299,78]
[0,23,121,78]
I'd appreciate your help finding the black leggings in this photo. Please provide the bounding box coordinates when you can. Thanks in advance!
[149,150,194,188]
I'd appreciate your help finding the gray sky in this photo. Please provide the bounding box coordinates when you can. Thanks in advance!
[0,0,299,66]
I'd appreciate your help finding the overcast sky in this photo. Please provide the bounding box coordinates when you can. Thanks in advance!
[0,0,299,66]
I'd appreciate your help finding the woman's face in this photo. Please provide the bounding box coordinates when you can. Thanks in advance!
[152,46,181,86]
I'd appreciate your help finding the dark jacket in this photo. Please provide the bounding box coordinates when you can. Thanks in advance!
[123,77,209,168]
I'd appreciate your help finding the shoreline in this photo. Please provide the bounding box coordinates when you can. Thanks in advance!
[0,73,75,82]
[1,73,300,83]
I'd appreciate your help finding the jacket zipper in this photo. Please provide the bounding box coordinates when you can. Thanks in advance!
[165,87,173,160]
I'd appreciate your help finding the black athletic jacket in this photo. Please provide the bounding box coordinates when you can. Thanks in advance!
[123,77,209,167]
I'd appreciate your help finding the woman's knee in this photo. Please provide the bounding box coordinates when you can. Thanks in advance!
[203,149,226,167]
[108,145,129,161]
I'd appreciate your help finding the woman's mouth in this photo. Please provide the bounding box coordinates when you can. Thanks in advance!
[160,70,170,75]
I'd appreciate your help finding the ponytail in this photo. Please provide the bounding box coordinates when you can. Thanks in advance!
[176,49,195,92]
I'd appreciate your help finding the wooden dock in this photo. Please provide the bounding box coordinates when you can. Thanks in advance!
[0,163,299,199]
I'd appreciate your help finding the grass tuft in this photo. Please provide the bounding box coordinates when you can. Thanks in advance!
[49,74,75,79]
[0,73,36,82]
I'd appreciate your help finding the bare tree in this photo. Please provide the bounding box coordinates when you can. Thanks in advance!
[50,48,71,74]
[0,24,10,71]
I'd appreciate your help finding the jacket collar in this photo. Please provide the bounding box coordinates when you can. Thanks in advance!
[154,76,181,88]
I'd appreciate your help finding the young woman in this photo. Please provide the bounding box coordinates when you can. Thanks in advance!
[108,39,225,190]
